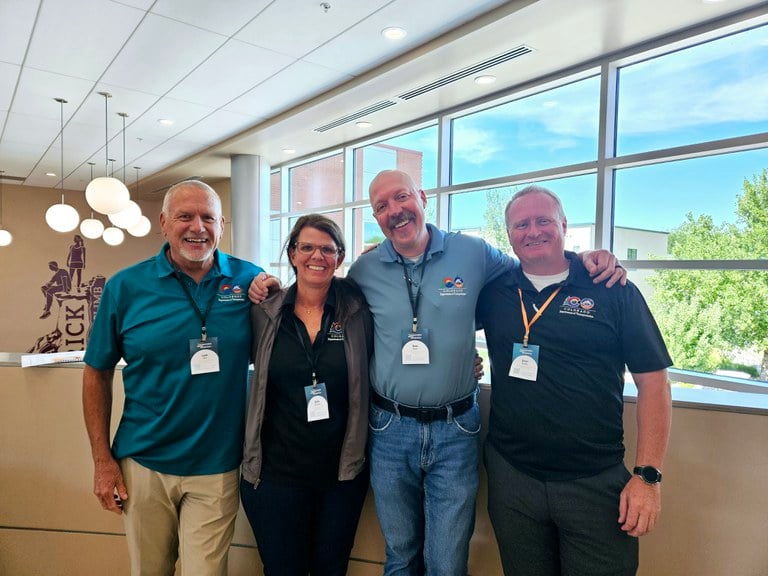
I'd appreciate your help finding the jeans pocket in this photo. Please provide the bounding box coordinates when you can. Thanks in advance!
[368,403,394,432]
[452,403,481,435]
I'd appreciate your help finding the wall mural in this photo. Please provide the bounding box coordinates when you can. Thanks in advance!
[28,234,105,353]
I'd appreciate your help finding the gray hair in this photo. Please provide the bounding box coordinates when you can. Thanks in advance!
[162,180,221,216]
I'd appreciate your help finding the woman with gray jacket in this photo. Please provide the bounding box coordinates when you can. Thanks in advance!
[241,214,373,576]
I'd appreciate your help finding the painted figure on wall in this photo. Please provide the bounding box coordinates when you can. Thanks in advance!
[30,238,106,353]
[67,234,86,290]
[40,261,71,319]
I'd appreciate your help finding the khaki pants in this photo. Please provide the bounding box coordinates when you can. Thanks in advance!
[121,458,239,576]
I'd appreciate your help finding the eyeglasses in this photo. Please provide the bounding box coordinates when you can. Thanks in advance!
[294,242,340,257]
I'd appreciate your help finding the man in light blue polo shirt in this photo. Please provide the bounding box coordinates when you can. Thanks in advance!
[82,180,263,576]
[349,170,624,575]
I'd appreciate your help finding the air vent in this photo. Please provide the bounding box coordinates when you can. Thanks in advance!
[314,100,397,133]
[0,174,24,182]
[397,45,533,101]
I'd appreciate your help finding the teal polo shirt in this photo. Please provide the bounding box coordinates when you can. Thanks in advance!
[84,243,262,475]
[349,224,516,406]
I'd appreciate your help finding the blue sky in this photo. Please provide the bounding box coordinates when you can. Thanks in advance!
[385,23,768,235]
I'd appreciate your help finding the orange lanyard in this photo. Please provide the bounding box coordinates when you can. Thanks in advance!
[518,286,562,347]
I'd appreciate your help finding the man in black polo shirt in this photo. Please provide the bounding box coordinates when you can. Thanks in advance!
[477,185,672,576]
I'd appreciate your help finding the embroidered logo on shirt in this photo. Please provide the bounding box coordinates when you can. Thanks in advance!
[217,283,246,302]
[327,321,345,341]
[559,295,596,318]
[439,275,467,296]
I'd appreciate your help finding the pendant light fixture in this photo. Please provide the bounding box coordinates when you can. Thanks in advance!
[45,97,80,233]
[102,225,125,246]
[80,162,105,239]
[108,111,142,229]
[0,171,12,246]
[85,92,130,215]
[127,166,151,237]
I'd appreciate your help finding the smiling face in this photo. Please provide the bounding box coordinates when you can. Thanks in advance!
[159,182,224,277]
[506,190,569,275]
[289,225,343,291]
[369,170,430,258]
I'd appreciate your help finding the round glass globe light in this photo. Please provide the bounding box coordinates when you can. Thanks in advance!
[127,215,152,237]
[102,226,125,246]
[108,200,142,229]
[45,202,80,233]
[85,177,131,215]
[80,218,105,239]
[0,229,12,246]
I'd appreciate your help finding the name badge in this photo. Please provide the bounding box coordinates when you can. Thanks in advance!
[401,329,430,365]
[189,337,220,375]
[304,383,330,422]
[509,343,539,381]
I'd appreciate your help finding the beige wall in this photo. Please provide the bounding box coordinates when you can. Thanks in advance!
[1,365,766,575]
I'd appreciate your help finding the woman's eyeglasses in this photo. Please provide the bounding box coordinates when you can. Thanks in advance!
[294,242,340,257]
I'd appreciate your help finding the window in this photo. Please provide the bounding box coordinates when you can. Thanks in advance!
[289,153,344,211]
[353,125,438,200]
[616,24,768,155]
[451,76,600,185]
[626,248,638,260]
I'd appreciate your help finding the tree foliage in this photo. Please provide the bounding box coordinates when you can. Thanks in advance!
[648,169,768,379]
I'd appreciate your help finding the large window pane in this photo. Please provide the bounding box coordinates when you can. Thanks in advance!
[270,171,281,214]
[451,76,600,185]
[617,24,768,155]
[289,153,344,211]
[448,174,597,252]
[614,148,768,259]
[630,269,768,383]
[353,125,438,200]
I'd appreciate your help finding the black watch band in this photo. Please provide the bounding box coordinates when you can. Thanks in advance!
[633,465,663,484]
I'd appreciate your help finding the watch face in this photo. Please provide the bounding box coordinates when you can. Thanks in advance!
[640,466,661,483]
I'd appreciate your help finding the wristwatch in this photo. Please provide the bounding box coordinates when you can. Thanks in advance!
[633,465,663,484]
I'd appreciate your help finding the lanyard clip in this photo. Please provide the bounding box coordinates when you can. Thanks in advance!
[201,326,207,342]
[411,317,418,333]
[311,371,318,387]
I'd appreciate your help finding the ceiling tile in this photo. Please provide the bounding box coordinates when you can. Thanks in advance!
[25,0,144,80]
[127,97,216,144]
[173,109,261,145]
[100,13,225,95]
[235,0,390,59]
[0,63,20,112]
[224,60,352,118]
[0,0,38,66]
[167,39,296,108]
[3,112,61,147]
[0,139,50,177]
[303,0,512,75]
[10,68,94,122]
[151,0,272,36]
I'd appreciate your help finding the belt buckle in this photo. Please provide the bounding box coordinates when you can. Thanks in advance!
[416,407,435,423]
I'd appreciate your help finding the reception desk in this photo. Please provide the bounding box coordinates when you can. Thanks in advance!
[1,355,766,575]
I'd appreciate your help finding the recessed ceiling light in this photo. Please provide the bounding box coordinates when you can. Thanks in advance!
[382,27,407,40]
[356,121,373,129]
[46,172,56,177]
[157,119,174,126]
[283,148,296,154]
[474,75,497,85]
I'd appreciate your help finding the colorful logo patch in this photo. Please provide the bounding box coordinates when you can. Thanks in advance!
[439,275,467,297]
[559,295,597,318]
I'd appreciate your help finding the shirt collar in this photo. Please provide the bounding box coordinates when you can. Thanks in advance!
[514,251,591,291]
[155,241,225,280]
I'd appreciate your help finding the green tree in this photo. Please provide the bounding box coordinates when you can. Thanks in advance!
[648,169,768,379]
[482,187,515,250]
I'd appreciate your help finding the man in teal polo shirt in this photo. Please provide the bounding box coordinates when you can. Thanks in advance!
[82,180,263,575]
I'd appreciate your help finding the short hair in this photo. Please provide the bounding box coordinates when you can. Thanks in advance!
[162,180,221,217]
[285,213,346,276]
[368,169,419,200]
[504,185,566,228]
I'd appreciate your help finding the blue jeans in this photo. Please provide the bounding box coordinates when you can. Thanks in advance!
[368,400,481,576]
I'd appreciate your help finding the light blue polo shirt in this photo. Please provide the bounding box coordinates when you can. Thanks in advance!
[84,243,262,476]
[349,224,515,406]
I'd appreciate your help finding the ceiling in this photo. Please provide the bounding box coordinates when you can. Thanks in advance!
[2,0,767,199]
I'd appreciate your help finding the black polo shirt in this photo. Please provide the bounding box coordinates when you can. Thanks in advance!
[261,287,349,488]
[477,253,672,481]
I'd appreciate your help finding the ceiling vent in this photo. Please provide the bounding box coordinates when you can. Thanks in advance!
[397,45,533,101]
[314,100,397,133]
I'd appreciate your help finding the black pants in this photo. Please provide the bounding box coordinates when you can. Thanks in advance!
[485,442,638,576]
[240,471,369,576]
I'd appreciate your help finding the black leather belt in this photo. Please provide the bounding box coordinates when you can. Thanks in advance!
[371,390,475,423]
